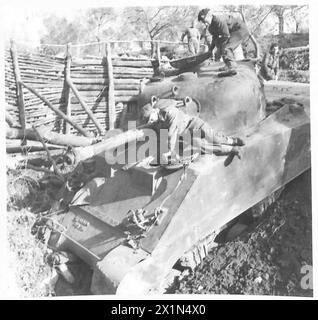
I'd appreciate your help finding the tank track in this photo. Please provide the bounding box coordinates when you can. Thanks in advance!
[176,188,284,272]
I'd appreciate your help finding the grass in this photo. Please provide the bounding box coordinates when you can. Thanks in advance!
[7,209,53,297]
[6,163,61,297]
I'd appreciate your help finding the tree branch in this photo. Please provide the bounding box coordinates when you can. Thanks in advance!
[150,7,166,21]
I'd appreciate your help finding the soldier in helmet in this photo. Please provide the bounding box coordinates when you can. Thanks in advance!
[260,43,280,81]
[142,99,244,163]
[198,8,250,72]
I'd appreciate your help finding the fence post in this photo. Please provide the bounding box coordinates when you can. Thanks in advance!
[157,41,161,63]
[20,81,91,137]
[10,39,27,146]
[64,43,72,134]
[105,42,116,130]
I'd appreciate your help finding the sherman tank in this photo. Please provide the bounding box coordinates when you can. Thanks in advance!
[45,56,310,295]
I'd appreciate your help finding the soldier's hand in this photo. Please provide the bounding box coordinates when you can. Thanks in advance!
[161,151,172,164]
[161,151,180,164]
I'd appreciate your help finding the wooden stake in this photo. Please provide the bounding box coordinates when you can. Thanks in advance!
[10,39,27,145]
[5,112,15,127]
[156,41,161,63]
[67,80,104,135]
[65,43,104,135]
[6,126,94,147]
[64,43,72,134]
[32,125,63,179]
[105,42,116,130]
[21,81,91,137]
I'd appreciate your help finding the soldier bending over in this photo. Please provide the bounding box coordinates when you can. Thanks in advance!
[142,99,244,163]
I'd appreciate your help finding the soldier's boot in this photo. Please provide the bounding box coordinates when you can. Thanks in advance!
[223,136,245,147]
[231,137,245,146]
[219,59,238,70]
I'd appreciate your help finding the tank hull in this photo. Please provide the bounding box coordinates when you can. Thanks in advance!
[117,92,310,294]
[47,62,310,294]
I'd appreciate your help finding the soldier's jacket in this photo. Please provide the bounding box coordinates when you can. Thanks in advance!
[154,100,193,151]
[260,52,279,80]
[208,14,249,46]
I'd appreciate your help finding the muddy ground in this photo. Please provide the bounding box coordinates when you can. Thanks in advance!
[170,170,313,296]
[6,165,312,297]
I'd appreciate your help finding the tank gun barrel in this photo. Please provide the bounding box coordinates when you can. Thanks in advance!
[69,125,149,164]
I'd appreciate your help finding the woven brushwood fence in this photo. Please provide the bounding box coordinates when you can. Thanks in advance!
[5,48,65,131]
[5,41,156,140]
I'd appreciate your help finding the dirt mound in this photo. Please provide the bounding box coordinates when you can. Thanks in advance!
[6,161,312,297]
[171,171,312,296]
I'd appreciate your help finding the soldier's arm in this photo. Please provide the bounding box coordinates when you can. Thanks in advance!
[196,29,201,41]
[274,56,279,75]
[181,31,187,42]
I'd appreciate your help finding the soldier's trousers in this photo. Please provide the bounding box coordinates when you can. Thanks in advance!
[221,28,249,68]
[188,38,200,55]
[186,117,234,145]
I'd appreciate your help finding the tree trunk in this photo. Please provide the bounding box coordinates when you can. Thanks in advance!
[278,15,284,34]
[238,7,259,59]
[296,21,300,33]
[151,41,156,58]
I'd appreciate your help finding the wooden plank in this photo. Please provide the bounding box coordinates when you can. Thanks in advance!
[68,80,104,135]
[106,42,116,130]
[10,39,27,145]
[7,125,95,147]
[72,58,153,67]
[72,78,141,85]
[20,81,91,137]
[64,44,72,134]
[6,140,65,154]
[157,41,161,62]
[74,84,139,91]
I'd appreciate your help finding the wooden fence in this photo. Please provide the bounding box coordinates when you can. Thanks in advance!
[5,41,156,141]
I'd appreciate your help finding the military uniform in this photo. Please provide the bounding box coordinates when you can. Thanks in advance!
[207,14,250,69]
[153,99,235,152]
[181,27,201,55]
[260,52,279,81]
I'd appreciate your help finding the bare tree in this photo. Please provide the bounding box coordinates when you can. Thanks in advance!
[123,6,198,56]
[286,5,308,33]
[86,8,116,42]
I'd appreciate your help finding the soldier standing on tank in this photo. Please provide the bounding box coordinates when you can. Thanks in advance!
[142,99,244,163]
[181,22,201,55]
[197,8,250,71]
[260,43,280,81]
